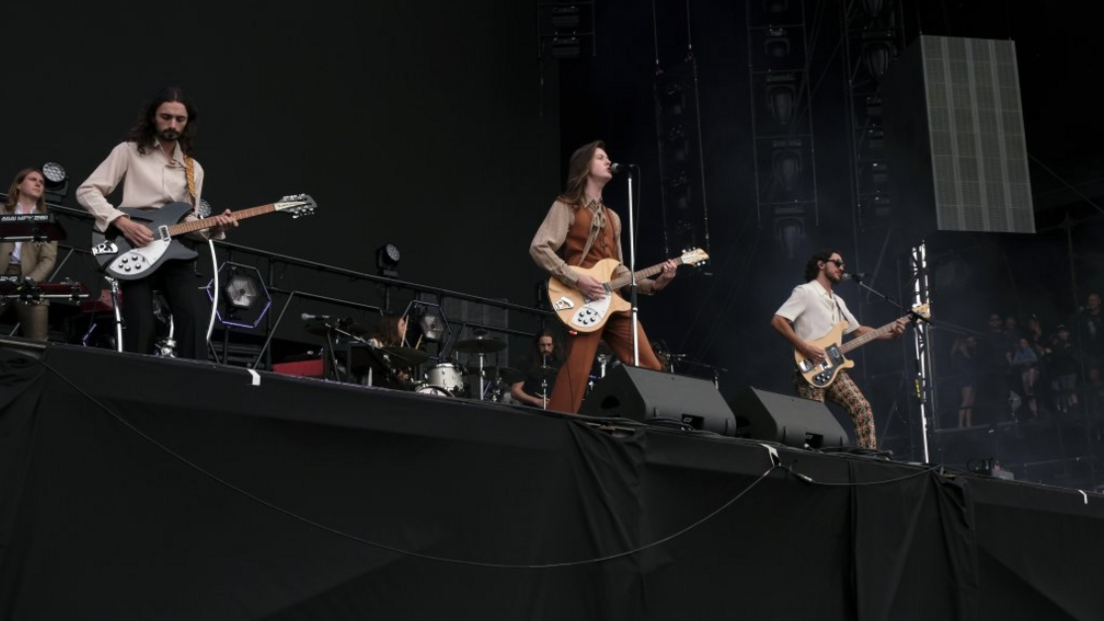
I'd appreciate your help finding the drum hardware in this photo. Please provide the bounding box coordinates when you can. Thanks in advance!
[382,346,430,366]
[414,382,452,398]
[453,333,507,401]
[480,366,525,402]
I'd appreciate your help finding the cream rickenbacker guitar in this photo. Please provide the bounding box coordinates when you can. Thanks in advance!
[796,303,931,388]
[91,195,317,280]
[547,248,709,332]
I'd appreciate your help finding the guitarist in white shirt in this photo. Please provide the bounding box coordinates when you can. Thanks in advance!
[530,140,677,413]
[770,250,906,450]
[76,87,237,359]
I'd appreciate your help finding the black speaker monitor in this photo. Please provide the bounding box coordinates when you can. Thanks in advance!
[579,365,736,436]
[730,386,849,449]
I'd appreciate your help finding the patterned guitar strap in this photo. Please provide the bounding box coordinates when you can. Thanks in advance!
[184,155,198,207]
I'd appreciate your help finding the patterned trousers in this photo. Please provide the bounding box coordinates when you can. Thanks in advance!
[792,370,877,449]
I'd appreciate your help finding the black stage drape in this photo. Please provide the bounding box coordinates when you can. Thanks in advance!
[2,343,1103,620]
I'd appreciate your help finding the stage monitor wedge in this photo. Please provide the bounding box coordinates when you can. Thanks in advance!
[729,386,848,449]
[883,35,1034,238]
[579,365,736,436]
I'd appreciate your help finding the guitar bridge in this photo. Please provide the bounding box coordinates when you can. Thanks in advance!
[552,297,575,311]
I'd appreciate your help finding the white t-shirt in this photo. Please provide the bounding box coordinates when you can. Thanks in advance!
[775,280,860,342]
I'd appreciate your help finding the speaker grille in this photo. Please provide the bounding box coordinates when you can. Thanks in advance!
[921,36,1034,234]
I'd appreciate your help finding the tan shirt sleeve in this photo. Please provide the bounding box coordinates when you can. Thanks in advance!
[529,200,579,286]
[75,142,131,232]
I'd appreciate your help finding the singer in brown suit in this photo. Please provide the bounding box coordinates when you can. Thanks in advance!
[530,140,677,413]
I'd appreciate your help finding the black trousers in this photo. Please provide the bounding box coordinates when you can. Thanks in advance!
[119,259,205,359]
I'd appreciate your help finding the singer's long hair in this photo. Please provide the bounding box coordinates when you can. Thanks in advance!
[557,140,605,207]
[804,248,840,282]
[127,86,200,156]
[4,168,47,214]
[528,329,565,369]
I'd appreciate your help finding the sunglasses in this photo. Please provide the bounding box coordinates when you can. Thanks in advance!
[828,259,845,269]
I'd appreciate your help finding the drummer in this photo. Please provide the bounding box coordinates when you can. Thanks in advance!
[366,313,414,390]
[510,330,565,408]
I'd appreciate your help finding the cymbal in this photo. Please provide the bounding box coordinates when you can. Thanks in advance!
[382,347,430,366]
[453,336,507,354]
[483,365,525,383]
[304,319,372,337]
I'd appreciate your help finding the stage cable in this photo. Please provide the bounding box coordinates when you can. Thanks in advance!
[39,358,785,570]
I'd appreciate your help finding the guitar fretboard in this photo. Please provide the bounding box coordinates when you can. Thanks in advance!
[167,203,276,236]
[607,258,687,291]
[839,317,909,354]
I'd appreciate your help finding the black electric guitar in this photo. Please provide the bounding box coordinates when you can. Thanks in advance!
[91,195,316,280]
[795,303,930,388]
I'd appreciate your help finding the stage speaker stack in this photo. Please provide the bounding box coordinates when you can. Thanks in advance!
[729,386,849,449]
[579,365,736,436]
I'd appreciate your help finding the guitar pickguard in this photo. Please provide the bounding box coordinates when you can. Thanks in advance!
[570,296,612,329]
[106,239,171,278]
[808,344,847,387]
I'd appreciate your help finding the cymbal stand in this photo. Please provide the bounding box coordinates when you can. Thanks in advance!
[475,351,486,400]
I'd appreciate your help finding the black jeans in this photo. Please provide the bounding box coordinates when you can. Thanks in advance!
[119,259,205,359]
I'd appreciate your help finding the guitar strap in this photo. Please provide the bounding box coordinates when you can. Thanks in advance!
[184,156,198,206]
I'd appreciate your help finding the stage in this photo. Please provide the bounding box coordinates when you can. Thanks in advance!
[2,340,1103,620]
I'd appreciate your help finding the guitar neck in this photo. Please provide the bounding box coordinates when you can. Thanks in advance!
[607,258,684,290]
[838,318,903,355]
[166,203,275,236]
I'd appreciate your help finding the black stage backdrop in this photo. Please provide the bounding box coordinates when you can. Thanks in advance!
[1,4,560,309]
[3,344,1104,620]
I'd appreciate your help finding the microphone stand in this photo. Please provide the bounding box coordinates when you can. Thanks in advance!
[851,275,931,325]
[624,167,640,365]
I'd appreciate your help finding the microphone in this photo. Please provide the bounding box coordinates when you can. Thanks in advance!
[301,312,336,321]
[842,272,869,283]
[610,162,634,174]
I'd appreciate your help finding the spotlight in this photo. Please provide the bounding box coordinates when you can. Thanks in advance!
[41,161,68,203]
[377,243,400,278]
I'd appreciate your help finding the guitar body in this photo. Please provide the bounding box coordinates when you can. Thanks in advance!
[794,321,856,388]
[91,203,199,281]
[547,258,631,332]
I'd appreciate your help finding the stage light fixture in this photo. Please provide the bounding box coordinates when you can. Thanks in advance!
[41,161,69,203]
[772,149,803,193]
[765,75,796,126]
[206,262,271,329]
[765,29,791,59]
[772,207,805,260]
[377,243,400,278]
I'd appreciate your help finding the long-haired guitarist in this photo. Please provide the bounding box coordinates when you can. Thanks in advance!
[529,140,677,413]
[770,249,906,450]
[76,87,238,359]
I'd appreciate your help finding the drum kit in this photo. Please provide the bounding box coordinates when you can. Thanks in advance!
[304,315,524,401]
[414,333,521,401]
